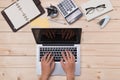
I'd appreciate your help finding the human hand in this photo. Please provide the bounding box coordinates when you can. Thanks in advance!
[40,53,55,80]
[60,51,75,80]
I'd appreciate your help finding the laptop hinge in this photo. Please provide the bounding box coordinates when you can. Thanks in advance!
[43,44,74,46]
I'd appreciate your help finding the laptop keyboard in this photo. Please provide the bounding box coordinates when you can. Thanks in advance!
[58,0,77,17]
[40,47,77,62]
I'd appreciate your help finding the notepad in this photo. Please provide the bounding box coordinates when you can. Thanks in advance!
[81,0,113,21]
[1,0,45,32]
[30,17,50,28]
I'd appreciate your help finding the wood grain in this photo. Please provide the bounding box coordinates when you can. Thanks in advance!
[0,19,120,32]
[0,0,120,80]
[0,56,120,69]
[0,32,120,44]
[0,68,120,80]
[0,44,120,56]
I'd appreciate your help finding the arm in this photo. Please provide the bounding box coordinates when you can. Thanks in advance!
[39,53,55,80]
[61,51,75,80]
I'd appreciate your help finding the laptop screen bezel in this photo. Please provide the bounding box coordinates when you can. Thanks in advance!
[32,28,82,44]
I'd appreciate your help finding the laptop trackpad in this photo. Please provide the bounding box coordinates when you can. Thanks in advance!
[52,62,66,75]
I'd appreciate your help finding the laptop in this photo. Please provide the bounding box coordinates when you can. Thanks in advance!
[32,28,82,75]
[57,0,83,24]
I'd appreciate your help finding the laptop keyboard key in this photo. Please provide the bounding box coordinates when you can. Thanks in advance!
[40,47,77,62]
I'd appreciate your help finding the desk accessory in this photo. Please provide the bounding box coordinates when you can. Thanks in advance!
[46,5,59,18]
[57,0,83,24]
[1,0,45,32]
[81,0,113,21]
[48,19,67,25]
[30,17,50,28]
[98,15,110,29]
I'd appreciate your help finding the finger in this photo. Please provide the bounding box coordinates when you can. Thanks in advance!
[68,51,73,58]
[60,58,65,70]
[66,51,70,60]
[46,53,51,62]
[44,53,49,61]
[69,51,75,61]
[41,56,44,62]
[61,52,67,62]
[48,56,54,64]
[51,60,55,71]
[41,58,44,63]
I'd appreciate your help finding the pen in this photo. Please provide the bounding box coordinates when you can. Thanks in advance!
[48,19,67,25]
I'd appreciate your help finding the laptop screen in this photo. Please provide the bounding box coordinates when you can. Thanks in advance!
[32,28,82,44]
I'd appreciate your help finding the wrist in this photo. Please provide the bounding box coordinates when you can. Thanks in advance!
[66,74,75,80]
[40,75,49,80]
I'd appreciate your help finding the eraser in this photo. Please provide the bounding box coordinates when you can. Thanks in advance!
[98,15,110,29]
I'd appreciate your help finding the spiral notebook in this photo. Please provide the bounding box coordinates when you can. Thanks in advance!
[1,0,45,32]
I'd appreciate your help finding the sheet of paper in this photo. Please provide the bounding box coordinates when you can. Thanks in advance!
[30,17,50,28]
[18,0,40,21]
[4,0,41,29]
[4,3,27,29]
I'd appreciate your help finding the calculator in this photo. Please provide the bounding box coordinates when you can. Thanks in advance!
[57,0,83,24]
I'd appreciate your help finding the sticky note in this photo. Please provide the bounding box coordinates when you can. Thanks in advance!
[30,17,50,28]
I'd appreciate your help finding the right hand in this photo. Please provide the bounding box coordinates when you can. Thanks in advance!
[60,51,75,77]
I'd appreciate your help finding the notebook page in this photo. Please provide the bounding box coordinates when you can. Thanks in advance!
[4,3,28,29]
[18,0,41,21]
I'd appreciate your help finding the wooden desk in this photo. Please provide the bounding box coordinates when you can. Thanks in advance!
[0,0,120,80]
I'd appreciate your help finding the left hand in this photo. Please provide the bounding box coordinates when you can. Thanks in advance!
[41,53,55,80]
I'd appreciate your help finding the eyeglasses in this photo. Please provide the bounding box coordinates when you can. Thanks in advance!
[85,4,106,15]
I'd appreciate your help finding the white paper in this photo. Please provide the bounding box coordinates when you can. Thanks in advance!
[4,0,41,29]
[81,0,113,21]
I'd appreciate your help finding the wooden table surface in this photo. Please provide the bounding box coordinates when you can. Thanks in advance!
[0,0,120,80]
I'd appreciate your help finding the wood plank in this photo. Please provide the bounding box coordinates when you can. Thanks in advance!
[0,32,34,44]
[0,56,120,68]
[0,68,37,80]
[82,32,120,44]
[0,17,120,31]
[0,68,120,80]
[1,0,120,7]
[0,44,120,56]
[0,8,4,20]
[81,44,120,56]
[82,56,120,69]
[0,44,35,56]
[0,0,15,8]
[0,56,35,68]
[0,32,120,44]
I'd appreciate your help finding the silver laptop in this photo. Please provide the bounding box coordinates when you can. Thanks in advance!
[32,28,82,75]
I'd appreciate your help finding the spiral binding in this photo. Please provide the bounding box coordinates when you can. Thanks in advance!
[15,2,30,22]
